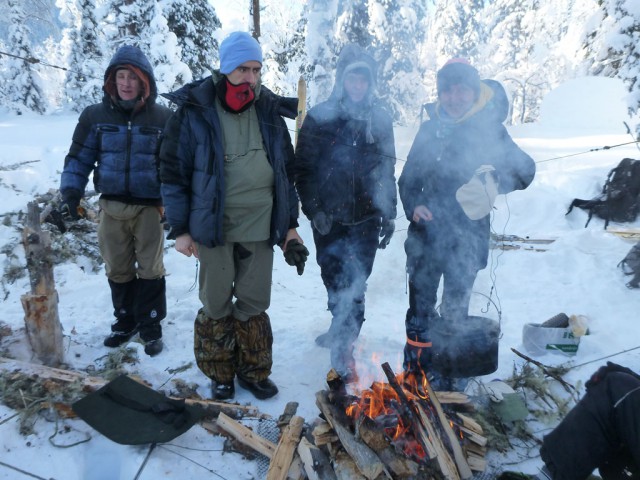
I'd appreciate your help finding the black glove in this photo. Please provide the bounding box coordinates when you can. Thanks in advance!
[284,239,309,275]
[312,212,332,235]
[60,196,81,221]
[378,219,395,249]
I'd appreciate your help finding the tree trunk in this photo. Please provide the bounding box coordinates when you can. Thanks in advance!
[20,201,64,366]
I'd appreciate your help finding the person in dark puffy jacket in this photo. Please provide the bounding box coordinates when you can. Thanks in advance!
[295,44,397,382]
[60,45,172,357]
[499,362,640,480]
[399,59,535,387]
[159,32,307,401]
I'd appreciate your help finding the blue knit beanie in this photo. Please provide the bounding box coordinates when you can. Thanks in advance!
[219,32,263,75]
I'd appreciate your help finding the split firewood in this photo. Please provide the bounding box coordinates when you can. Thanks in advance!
[214,413,277,458]
[412,401,460,479]
[455,424,487,447]
[297,436,337,480]
[355,415,419,478]
[332,449,367,480]
[312,419,339,446]
[267,415,305,480]
[278,401,300,430]
[455,413,483,435]
[0,357,265,419]
[422,380,473,479]
[465,452,487,472]
[316,390,389,479]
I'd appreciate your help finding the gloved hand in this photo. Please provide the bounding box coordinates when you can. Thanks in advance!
[378,219,395,249]
[60,196,81,221]
[284,239,309,275]
[312,212,332,236]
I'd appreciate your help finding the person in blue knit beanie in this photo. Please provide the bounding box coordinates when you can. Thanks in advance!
[159,32,308,401]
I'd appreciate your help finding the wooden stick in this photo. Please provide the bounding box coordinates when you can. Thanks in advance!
[380,362,437,461]
[215,412,276,458]
[412,401,460,479]
[422,380,473,479]
[511,348,576,393]
[267,416,304,480]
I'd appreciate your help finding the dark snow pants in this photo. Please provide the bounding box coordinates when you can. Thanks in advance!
[540,369,640,479]
[402,228,479,373]
[313,219,380,347]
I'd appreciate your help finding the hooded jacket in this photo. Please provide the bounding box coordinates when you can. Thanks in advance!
[60,45,172,206]
[399,80,535,269]
[295,44,397,225]
[158,73,299,248]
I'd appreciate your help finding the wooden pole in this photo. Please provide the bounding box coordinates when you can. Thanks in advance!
[20,201,64,366]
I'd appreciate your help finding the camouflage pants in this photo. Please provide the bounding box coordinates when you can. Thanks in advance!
[194,309,273,383]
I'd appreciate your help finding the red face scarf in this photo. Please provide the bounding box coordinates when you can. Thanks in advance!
[224,80,255,112]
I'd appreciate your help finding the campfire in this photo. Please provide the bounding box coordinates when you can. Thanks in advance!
[313,362,487,479]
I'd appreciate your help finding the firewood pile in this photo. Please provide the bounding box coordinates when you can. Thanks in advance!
[0,357,489,480]
[215,362,488,480]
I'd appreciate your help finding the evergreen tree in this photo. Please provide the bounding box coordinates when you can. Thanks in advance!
[336,0,373,46]
[163,0,221,79]
[64,0,105,112]
[367,0,428,123]
[112,0,155,48]
[145,4,192,96]
[585,0,640,116]
[260,2,307,97]
[3,0,47,114]
[305,0,340,105]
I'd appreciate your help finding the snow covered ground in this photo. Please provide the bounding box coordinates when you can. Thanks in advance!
[0,76,639,479]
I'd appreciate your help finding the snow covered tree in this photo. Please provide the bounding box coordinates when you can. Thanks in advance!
[367,0,428,123]
[145,4,191,97]
[260,2,307,97]
[2,0,47,114]
[111,0,154,47]
[64,0,106,112]
[304,0,340,105]
[163,0,221,79]
[336,0,374,46]
[426,0,485,65]
[584,0,640,117]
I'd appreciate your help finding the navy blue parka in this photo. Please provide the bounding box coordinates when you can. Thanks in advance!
[60,45,172,207]
[158,74,299,248]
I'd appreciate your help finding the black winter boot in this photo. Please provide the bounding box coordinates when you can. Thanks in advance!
[104,279,138,348]
[135,277,166,355]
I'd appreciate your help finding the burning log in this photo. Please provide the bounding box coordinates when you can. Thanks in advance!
[316,390,389,479]
[355,414,420,478]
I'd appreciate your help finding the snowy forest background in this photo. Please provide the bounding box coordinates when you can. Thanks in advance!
[1,0,640,130]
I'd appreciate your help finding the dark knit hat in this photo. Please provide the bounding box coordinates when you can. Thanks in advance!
[436,58,481,97]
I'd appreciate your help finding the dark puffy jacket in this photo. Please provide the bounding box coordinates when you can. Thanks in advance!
[60,45,172,206]
[399,80,535,269]
[295,45,397,225]
[158,75,299,248]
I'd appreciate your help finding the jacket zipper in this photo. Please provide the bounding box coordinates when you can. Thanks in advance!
[125,121,132,195]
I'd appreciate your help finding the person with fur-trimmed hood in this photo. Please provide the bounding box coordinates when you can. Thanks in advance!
[60,45,172,357]
[295,44,397,382]
[159,32,308,401]
[399,59,535,388]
